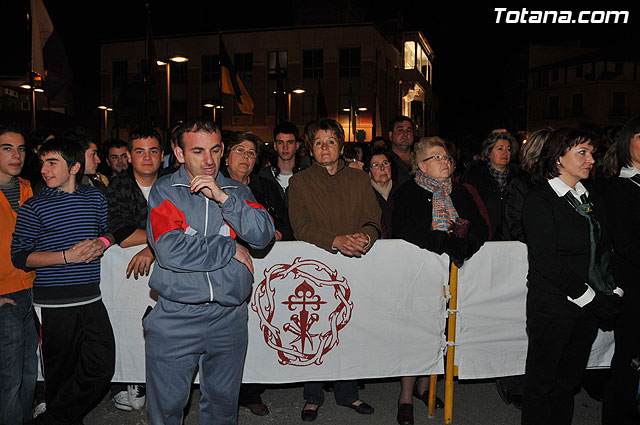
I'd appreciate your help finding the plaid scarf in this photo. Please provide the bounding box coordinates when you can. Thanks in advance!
[414,170,459,232]
[488,162,509,194]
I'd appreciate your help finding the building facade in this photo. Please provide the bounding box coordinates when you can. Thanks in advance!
[527,42,640,134]
[99,23,436,143]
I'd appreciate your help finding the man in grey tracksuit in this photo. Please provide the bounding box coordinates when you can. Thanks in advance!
[144,118,274,425]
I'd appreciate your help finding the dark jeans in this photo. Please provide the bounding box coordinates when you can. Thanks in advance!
[521,288,598,425]
[303,380,359,407]
[39,300,115,425]
[0,289,38,425]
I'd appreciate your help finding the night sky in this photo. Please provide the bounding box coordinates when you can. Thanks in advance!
[2,1,638,142]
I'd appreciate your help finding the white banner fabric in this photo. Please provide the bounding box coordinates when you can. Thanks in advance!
[455,242,614,380]
[100,240,449,383]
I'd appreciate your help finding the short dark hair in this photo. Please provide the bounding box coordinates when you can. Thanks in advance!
[532,128,596,183]
[39,137,85,183]
[224,131,262,157]
[273,122,299,141]
[127,127,163,152]
[173,118,220,150]
[305,118,345,150]
[63,126,95,152]
[103,138,128,157]
[0,123,25,139]
[616,115,640,169]
[365,146,392,172]
[388,116,415,133]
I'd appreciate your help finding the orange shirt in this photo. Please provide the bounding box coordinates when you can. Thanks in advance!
[0,177,35,296]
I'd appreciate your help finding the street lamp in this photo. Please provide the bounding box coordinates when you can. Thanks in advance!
[157,55,190,132]
[288,88,306,122]
[98,105,113,141]
[203,102,224,122]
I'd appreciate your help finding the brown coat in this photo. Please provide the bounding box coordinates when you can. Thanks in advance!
[288,160,382,252]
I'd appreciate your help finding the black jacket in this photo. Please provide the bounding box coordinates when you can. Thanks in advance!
[461,160,518,240]
[392,179,488,259]
[522,182,610,299]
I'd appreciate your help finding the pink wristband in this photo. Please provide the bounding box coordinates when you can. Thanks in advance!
[98,237,111,249]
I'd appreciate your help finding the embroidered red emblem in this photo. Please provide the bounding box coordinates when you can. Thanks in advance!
[251,258,353,366]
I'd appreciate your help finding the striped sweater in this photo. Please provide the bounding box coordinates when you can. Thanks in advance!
[11,185,108,306]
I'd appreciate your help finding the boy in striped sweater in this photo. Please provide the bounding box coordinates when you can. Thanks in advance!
[11,137,116,425]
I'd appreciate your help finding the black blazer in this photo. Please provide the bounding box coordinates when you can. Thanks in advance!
[522,181,610,299]
[601,176,640,299]
[392,179,488,257]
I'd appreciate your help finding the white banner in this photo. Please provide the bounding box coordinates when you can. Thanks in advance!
[455,241,614,379]
[100,240,449,383]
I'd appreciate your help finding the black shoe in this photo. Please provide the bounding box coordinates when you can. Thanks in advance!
[301,404,318,422]
[510,394,523,410]
[342,401,375,414]
[495,379,513,405]
[412,387,444,409]
[397,403,414,425]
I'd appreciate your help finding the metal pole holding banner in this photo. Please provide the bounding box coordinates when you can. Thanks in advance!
[427,374,438,418]
[444,262,459,424]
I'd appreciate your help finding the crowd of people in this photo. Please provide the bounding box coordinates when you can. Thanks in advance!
[0,113,638,425]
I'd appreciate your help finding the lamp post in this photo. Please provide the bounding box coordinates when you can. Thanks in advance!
[157,55,189,133]
[203,103,224,122]
[288,88,306,122]
[98,105,113,141]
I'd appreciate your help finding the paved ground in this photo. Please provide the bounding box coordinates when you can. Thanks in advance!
[81,378,602,424]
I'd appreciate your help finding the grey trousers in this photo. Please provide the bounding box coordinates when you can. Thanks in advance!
[144,297,248,425]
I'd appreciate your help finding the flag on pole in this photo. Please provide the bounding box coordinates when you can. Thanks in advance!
[274,52,288,124]
[220,37,254,115]
[30,0,72,99]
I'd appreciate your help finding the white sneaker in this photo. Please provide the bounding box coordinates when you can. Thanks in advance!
[33,402,46,418]
[113,390,133,411]
[127,384,146,410]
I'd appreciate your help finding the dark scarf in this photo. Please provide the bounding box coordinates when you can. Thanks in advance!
[488,162,509,194]
[564,193,615,294]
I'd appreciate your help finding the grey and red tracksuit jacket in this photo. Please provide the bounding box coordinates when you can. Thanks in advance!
[146,165,274,306]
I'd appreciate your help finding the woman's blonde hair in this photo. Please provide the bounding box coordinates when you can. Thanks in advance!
[411,136,448,174]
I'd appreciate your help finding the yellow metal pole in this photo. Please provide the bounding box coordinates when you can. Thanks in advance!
[444,262,459,424]
[427,374,438,418]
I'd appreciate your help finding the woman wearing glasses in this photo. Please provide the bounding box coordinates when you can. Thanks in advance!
[223,131,293,243]
[366,146,396,239]
[392,137,487,425]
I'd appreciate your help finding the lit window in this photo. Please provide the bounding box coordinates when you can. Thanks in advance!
[404,41,415,70]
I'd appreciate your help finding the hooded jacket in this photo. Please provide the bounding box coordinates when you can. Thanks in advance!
[146,165,274,306]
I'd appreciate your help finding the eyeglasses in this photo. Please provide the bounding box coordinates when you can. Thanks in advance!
[370,160,390,170]
[232,146,257,159]
[422,154,454,164]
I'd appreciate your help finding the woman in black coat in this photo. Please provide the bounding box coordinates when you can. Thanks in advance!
[601,116,640,425]
[521,128,622,425]
[461,131,518,240]
[392,137,487,425]
[366,147,396,239]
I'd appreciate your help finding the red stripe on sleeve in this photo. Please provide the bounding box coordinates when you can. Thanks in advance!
[150,200,190,242]
[244,199,274,223]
